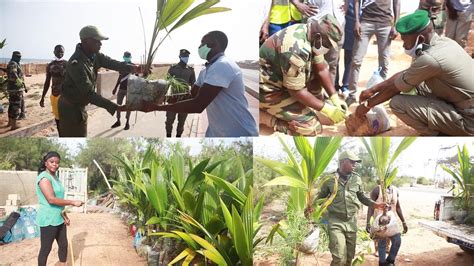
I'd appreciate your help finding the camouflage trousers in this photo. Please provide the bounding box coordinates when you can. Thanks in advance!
[8,90,23,119]
[260,72,323,136]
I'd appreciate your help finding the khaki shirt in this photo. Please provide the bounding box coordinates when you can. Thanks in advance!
[61,43,134,115]
[318,170,375,221]
[394,34,474,109]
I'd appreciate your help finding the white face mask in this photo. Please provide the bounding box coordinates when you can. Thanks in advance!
[404,35,423,58]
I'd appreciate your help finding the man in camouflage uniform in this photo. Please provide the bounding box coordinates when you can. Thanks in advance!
[260,14,348,135]
[419,0,446,35]
[165,49,196,137]
[40,44,67,133]
[316,151,387,266]
[6,51,27,130]
[58,25,143,137]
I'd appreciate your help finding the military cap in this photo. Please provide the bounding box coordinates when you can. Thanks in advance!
[79,25,109,41]
[123,51,131,57]
[396,10,431,35]
[179,49,190,56]
[12,51,21,57]
[317,14,343,48]
[339,151,361,162]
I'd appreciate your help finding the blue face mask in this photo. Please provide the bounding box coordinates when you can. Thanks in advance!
[180,56,189,64]
[123,56,131,63]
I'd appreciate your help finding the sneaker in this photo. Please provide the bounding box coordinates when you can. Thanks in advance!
[124,123,130,130]
[17,113,26,120]
[111,120,121,128]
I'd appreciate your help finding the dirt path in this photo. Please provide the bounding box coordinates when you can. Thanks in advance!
[0,213,146,266]
[255,186,474,265]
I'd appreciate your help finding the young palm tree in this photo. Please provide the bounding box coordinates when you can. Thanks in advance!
[144,0,231,75]
[441,144,474,211]
[257,135,342,219]
[361,137,416,216]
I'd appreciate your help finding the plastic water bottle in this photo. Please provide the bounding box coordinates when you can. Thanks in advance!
[11,217,25,242]
[20,208,39,239]
[366,67,385,89]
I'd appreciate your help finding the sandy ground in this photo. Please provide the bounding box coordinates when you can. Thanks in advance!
[260,38,420,136]
[0,73,54,135]
[255,185,474,265]
[0,213,146,266]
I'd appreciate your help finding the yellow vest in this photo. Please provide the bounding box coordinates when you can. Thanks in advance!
[269,0,302,24]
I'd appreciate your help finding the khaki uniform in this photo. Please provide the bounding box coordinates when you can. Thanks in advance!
[390,34,474,136]
[58,43,133,137]
[318,171,375,266]
[260,23,326,135]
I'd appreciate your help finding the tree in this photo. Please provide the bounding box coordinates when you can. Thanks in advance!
[75,138,137,193]
[0,138,72,170]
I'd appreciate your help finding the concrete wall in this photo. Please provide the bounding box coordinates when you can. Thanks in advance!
[0,171,38,205]
[96,70,119,99]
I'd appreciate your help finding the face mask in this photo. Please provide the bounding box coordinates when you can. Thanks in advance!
[198,44,211,60]
[180,56,189,64]
[404,36,422,58]
[312,34,330,55]
[123,56,132,63]
[12,56,21,63]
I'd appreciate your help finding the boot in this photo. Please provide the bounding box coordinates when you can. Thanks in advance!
[124,121,130,130]
[17,113,26,120]
[111,120,121,128]
[10,119,20,130]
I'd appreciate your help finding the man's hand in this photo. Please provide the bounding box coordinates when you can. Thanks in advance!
[320,103,347,123]
[72,200,84,207]
[359,89,375,103]
[260,24,269,43]
[39,97,45,107]
[389,26,399,40]
[366,223,371,233]
[354,21,362,40]
[136,100,162,112]
[112,88,117,95]
[402,221,408,233]
[330,94,348,113]
[294,2,319,17]
[355,104,370,118]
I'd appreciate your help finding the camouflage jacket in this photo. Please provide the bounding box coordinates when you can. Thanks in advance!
[6,60,24,91]
[260,23,325,93]
[61,43,134,114]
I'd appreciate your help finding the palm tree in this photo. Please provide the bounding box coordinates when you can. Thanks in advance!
[361,137,416,216]
[257,135,342,219]
[441,144,474,211]
[144,0,231,76]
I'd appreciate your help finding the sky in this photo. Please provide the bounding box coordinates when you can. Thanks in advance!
[0,0,260,64]
[254,137,474,180]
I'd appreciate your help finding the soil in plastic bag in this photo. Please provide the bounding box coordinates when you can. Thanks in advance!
[370,211,400,239]
[345,105,390,136]
[127,75,169,109]
[297,227,320,254]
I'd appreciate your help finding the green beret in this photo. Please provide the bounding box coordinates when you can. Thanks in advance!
[396,10,431,35]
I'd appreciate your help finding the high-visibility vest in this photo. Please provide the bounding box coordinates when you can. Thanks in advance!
[269,0,302,24]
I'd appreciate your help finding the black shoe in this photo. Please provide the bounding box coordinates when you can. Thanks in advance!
[111,120,121,128]
[17,113,26,120]
[124,123,130,130]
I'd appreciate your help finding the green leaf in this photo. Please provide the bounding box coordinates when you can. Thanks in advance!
[168,248,196,265]
[255,157,301,179]
[204,172,246,205]
[263,176,307,189]
[190,234,227,265]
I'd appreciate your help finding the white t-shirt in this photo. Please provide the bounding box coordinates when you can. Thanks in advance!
[305,0,346,26]
[195,55,258,137]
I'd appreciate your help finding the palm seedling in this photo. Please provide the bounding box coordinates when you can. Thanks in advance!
[441,144,474,212]
[361,137,416,220]
[144,0,231,76]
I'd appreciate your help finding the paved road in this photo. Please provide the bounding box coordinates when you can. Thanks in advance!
[87,67,258,138]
